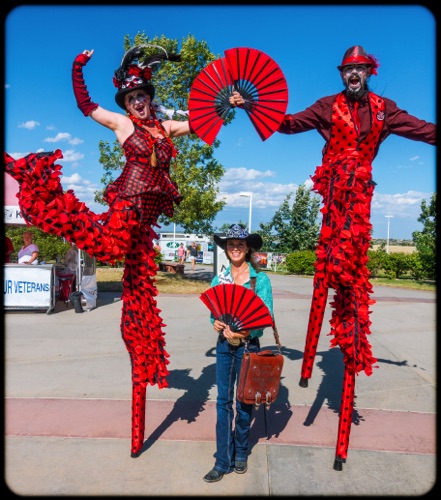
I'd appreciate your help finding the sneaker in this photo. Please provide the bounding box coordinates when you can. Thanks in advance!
[203,468,225,483]
[234,461,248,474]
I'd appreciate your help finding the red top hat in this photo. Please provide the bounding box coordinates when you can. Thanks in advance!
[337,45,379,75]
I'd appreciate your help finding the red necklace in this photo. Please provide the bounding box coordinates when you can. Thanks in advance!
[128,114,178,164]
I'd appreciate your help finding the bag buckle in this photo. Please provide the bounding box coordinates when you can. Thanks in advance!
[265,391,272,410]
[254,392,261,410]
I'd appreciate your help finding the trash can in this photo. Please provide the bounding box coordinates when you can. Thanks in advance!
[69,291,84,313]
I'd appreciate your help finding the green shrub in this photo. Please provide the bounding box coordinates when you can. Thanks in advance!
[367,249,387,278]
[285,250,316,275]
[382,252,413,279]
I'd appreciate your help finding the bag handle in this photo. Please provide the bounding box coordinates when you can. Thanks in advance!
[249,277,282,354]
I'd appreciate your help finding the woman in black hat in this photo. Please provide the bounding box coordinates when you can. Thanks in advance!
[4,44,194,459]
[203,224,273,483]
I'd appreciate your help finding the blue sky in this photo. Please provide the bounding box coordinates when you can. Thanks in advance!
[4,5,436,240]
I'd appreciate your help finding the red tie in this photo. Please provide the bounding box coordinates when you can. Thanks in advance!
[352,101,360,136]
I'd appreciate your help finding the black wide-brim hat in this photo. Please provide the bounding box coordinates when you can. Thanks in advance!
[114,83,155,111]
[214,224,263,251]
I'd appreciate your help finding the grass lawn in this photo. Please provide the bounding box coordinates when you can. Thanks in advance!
[96,267,210,294]
[97,267,435,293]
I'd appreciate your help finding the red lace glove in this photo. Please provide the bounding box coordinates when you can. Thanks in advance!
[72,53,99,116]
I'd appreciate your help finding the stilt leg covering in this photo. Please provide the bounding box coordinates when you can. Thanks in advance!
[300,279,329,382]
[121,229,170,455]
[335,367,355,464]
[130,383,146,457]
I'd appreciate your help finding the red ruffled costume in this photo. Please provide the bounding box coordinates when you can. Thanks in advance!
[300,92,384,466]
[4,137,179,457]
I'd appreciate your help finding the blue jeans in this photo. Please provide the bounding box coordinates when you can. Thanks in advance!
[214,337,260,473]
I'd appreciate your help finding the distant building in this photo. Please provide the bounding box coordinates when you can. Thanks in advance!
[158,233,213,264]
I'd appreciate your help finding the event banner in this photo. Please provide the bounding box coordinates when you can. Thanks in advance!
[4,264,54,309]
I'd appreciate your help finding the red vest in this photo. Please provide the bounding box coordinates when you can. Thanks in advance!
[323,91,385,164]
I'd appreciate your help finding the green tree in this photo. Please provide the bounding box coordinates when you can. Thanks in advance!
[94,32,231,235]
[412,193,436,280]
[258,185,320,252]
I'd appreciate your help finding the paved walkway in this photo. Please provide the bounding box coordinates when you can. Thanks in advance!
[4,267,436,496]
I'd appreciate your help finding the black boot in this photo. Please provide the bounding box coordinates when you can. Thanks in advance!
[69,291,84,313]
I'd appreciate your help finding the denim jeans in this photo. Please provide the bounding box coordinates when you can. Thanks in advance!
[214,337,260,473]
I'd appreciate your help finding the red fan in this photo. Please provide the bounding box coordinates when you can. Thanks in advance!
[188,47,288,145]
[188,58,234,146]
[224,47,289,141]
[199,284,273,332]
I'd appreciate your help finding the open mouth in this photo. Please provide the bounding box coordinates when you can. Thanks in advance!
[348,75,361,89]
[135,105,146,115]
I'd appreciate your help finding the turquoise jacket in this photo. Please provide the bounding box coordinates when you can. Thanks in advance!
[209,262,274,339]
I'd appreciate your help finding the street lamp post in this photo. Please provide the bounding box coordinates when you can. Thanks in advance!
[239,192,253,232]
[173,222,176,261]
[385,215,393,254]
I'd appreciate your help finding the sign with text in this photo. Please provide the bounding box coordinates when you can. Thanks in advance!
[4,264,55,311]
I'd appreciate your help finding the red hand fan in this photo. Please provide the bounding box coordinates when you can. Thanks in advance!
[188,58,234,146]
[188,47,288,145]
[199,284,273,332]
[224,47,289,141]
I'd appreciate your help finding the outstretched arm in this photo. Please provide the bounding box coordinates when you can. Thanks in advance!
[162,119,192,138]
[72,49,129,135]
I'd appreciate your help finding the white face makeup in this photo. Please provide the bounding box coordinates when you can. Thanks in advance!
[340,64,370,97]
[124,90,150,118]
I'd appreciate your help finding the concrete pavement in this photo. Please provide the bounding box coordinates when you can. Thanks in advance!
[4,266,436,495]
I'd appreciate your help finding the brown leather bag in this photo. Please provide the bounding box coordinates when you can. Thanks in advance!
[236,276,283,409]
[236,324,283,409]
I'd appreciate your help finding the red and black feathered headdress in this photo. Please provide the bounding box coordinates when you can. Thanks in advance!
[113,44,181,110]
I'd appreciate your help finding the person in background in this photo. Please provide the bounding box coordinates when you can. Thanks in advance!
[187,241,198,271]
[64,244,79,274]
[177,242,186,265]
[203,224,273,483]
[5,235,14,263]
[17,231,39,265]
[153,240,162,255]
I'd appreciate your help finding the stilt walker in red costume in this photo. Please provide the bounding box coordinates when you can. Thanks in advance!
[4,44,196,457]
[231,45,436,470]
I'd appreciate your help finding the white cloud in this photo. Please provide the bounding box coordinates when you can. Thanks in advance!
[42,133,83,146]
[371,190,430,219]
[222,167,275,181]
[60,173,103,214]
[217,167,299,208]
[59,150,84,162]
[43,132,72,143]
[68,137,84,145]
[18,121,40,130]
